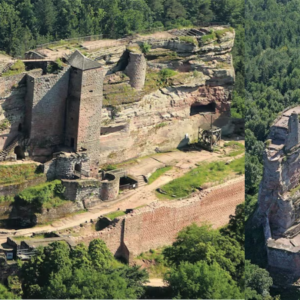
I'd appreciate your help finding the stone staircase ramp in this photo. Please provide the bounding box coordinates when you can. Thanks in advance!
[136,175,147,187]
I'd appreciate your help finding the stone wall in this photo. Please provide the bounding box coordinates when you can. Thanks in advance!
[267,240,300,276]
[75,178,244,258]
[125,53,146,90]
[44,151,90,180]
[0,72,42,150]
[62,179,101,209]
[100,173,119,201]
[0,175,46,197]
[26,67,70,161]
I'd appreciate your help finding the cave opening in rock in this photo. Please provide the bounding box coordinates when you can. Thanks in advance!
[190,102,216,116]
[14,146,25,160]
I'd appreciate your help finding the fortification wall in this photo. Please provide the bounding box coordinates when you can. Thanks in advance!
[44,152,90,180]
[0,73,28,150]
[75,178,244,257]
[100,173,119,201]
[99,85,231,164]
[0,175,46,197]
[27,67,70,160]
[267,240,300,276]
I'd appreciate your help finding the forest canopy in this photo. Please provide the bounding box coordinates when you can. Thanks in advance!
[0,0,243,57]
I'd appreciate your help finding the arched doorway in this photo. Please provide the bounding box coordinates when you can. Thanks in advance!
[14,146,25,160]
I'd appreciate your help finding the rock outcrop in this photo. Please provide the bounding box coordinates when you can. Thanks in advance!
[0,26,236,166]
[258,106,300,277]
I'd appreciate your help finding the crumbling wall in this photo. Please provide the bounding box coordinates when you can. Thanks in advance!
[44,152,90,180]
[0,175,46,197]
[0,73,28,150]
[62,179,101,208]
[75,178,244,256]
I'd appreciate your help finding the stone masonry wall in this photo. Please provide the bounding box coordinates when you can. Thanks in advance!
[125,53,146,90]
[27,67,70,161]
[75,178,244,257]
[76,68,103,177]
[65,68,82,150]
[267,241,300,276]
[62,179,101,209]
[44,152,90,181]
[0,73,29,150]
[100,174,119,201]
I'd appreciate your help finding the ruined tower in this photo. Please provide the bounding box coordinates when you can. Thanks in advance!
[286,111,300,150]
[65,51,103,177]
[125,52,146,90]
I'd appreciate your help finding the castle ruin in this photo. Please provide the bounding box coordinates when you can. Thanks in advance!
[258,106,300,276]
[0,27,237,207]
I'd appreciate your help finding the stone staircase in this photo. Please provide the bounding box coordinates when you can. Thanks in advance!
[136,175,147,188]
[0,135,20,162]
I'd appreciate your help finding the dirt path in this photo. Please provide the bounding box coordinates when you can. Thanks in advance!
[0,147,243,239]
[144,278,167,287]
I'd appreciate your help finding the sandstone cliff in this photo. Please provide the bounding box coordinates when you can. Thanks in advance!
[95,27,235,164]
[0,27,235,165]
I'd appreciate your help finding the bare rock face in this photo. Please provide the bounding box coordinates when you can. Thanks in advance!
[99,26,236,164]
[258,107,300,278]
[258,108,300,236]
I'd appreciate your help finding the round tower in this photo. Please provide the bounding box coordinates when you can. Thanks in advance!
[125,53,147,90]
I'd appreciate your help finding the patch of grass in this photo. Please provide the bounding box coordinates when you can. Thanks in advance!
[215,27,234,39]
[2,60,25,77]
[148,166,172,184]
[0,119,10,132]
[158,156,245,199]
[154,122,167,130]
[0,164,44,185]
[105,210,126,220]
[13,233,56,240]
[17,180,66,208]
[136,247,169,278]
[0,195,15,204]
[201,31,217,43]
[140,42,151,54]
[224,141,245,157]
[179,36,198,46]
[159,68,177,80]
[290,183,300,196]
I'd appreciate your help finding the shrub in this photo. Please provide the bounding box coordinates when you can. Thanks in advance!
[179,36,198,46]
[140,42,151,54]
[159,68,177,80]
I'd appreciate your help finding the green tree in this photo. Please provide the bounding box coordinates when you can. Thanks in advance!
[245,261,273,300]
[0,2,23,55]
[221,202,245,246]
[165,261,243,299]
[20,240,148,299]
[163,224,244,288]
[0,284,19,299]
